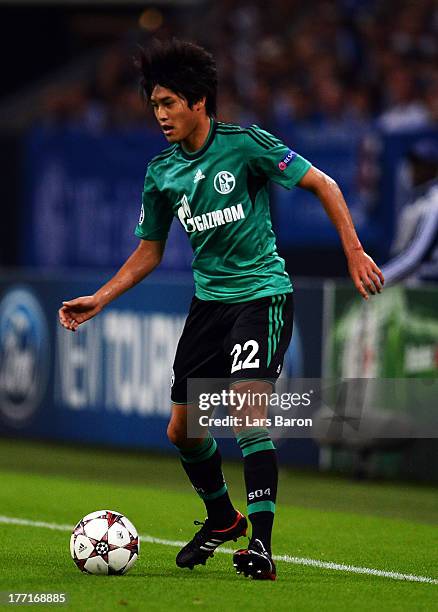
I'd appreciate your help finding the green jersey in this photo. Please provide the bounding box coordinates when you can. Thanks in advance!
[135,120,311,302]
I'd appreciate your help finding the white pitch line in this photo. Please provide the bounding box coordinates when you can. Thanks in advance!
[0,516,73,532]
[0,515,437,586]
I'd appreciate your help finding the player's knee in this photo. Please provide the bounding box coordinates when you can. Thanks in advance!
[166,422,187,447]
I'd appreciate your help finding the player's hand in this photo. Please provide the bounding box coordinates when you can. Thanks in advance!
[58,295,102,331]
[347,248,384,300]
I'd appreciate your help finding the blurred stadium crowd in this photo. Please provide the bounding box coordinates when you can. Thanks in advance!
[39,0,438,133]
[0,0,437,274]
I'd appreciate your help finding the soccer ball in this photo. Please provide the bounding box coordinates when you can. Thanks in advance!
[70,510,139,575]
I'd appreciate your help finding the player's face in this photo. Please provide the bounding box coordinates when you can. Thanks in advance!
[150,85,202,143]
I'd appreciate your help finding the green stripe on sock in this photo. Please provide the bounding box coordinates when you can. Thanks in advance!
[239,437,270,451]
[180,436,217,463]
[238,431,269,444]
[199,483,228,501]
[241,440,275,457]
[236,427,270,444]
[247,500,276,515]
[239,431,268,443]
[238,433,270,448]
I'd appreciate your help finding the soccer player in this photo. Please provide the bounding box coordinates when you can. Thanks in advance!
[59,39,384,580]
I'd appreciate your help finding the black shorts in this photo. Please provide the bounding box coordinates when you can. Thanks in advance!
[171,293,294,403]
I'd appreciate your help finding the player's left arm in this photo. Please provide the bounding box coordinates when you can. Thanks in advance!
[298,166,385,300]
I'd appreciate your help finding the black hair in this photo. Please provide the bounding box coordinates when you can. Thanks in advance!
[136,38,217,117]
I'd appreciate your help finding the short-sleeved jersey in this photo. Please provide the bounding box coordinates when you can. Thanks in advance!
[135,120,311,302]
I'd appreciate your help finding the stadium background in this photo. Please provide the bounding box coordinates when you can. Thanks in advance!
[0,1,437,609]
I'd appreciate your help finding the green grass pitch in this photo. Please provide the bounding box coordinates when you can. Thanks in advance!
[0,439,437,611]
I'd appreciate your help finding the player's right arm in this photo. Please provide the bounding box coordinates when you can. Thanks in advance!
[59,164,173,332]
[59,239,165,331]
[244,125,383,299]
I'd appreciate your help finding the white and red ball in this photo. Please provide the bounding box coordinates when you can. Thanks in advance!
[70,510,139,575]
